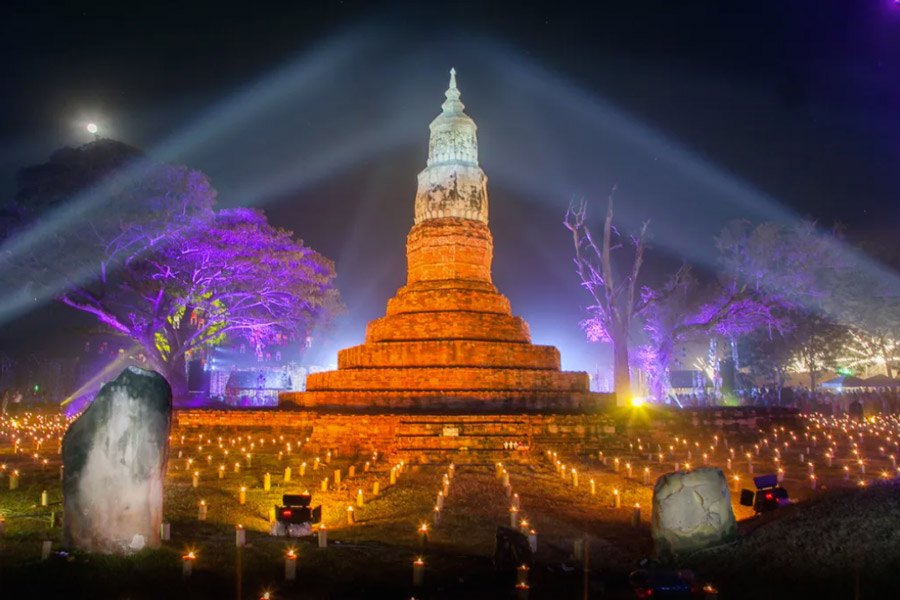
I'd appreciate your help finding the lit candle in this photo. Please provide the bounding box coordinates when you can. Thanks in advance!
[590,479,596,496]
[626,463,633,478]
[412,557,425,587]
[284,549,297,581]
[318,524,327,548]
[632,503,641,527]
[571,469,578,488]
[437,491,444,509]
[613,489,621,509]
[9,470,18,490]
[777,468,784,483]
[510,506,519,528]
[198,500,207,521]
[810,474,817,491]
[517,563,530,585]
[433,505,441,525]
[192,471,199,488]
[357,489,364,507]
[239,486,246,505]
[264,472,271,491]
[732,475,741,492]
[390,468,397,485]
[182,551,195,576]
[219,465,225,479]
[418,523,429,547]
[235,524,246,547]
[300,462,307,476]
[346,505,355,525]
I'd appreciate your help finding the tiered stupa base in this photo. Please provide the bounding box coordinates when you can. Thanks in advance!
[280,218,611,413]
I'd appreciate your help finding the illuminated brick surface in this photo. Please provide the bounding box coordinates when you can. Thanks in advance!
[284,219,606,410]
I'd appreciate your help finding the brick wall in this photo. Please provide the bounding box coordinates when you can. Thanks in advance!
[365,311,532,343]
[307,366,589,392]
[406,218,493,285]
[386,285,511,316]
[338,340,560,370]
[174,410,618,457]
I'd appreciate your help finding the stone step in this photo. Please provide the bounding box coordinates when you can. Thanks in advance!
[338,340,560,370]
[306,366,590,392]
[366,311,532,343]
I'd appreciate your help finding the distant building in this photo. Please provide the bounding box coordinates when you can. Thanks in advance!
[224,370,293,407]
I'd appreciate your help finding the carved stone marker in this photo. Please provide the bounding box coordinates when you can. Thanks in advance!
[651,467,736,560]
[62,367,172,553]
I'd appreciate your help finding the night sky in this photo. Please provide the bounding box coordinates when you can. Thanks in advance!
[1,1,899,374]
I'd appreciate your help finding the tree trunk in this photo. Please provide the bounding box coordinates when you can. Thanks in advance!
[730,337,742,391]
[808,357,817,391]
[880,340,893,379]
[612,334,631,407]
[152,355,188,403]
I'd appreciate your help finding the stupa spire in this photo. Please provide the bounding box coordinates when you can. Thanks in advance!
[414,68,489,224]
[441,67,464,115]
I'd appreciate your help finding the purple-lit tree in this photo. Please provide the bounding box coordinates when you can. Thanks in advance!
[6,141,340,399]
[641,272,790,401]
[638,219,839,401]
[565,191,660,405]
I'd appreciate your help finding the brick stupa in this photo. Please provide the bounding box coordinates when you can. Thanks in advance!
[281,70,608,412]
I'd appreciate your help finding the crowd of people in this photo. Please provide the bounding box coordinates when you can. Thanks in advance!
[674,386,900,416]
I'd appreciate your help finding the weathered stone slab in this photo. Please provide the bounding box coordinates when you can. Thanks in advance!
[62,367,172,553]
[651,467,736,560]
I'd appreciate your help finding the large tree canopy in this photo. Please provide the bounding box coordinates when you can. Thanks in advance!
[3,140,340,399]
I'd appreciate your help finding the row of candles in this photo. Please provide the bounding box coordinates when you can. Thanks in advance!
[542,451,643,527]
[496,462,536,597]
[577,413,900,501]
[411,463,457,587]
